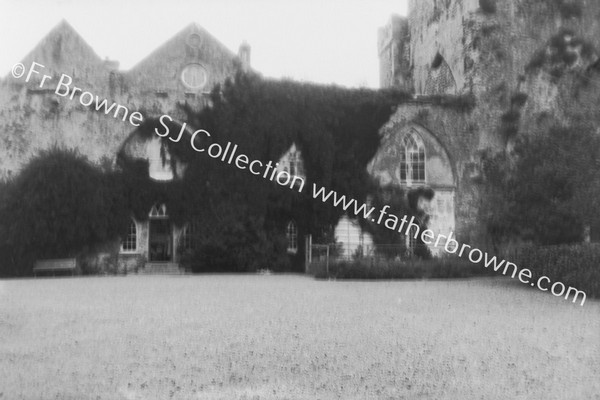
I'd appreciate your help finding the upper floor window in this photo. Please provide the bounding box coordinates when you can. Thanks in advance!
[181,63,208,90]
[121,219,137,252]
[286,221,298,254]
[398,131,426,186]
[149,203,168,218]
[278,143,306,181]
[147,138,174,181]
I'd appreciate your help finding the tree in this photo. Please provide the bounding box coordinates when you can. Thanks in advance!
[0,148,128,275]
[482,125,600,247]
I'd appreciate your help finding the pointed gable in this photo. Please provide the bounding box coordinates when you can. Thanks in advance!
[17,20,108,91]
[125,23,239,96]
[277,143,306,182]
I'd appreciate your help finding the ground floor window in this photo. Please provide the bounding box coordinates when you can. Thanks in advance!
[287,221,298,254]
[181,221,198,251]
[121,219,137,252]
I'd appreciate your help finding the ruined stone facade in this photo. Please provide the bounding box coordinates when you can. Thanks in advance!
[0,21,249,272]
[3,1,600,270]
[0,20,243,180]
[376,0,600,250]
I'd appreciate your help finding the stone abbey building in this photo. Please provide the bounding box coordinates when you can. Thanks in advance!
[0,21,255,273]
[2,0,600,272]
[372,0,600,251]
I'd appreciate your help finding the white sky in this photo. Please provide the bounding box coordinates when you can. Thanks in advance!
[0,0,408,88]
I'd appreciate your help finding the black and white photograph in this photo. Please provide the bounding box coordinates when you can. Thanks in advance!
[0,0,599,398]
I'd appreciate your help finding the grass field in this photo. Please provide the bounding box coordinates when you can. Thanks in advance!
[0,275,598,400]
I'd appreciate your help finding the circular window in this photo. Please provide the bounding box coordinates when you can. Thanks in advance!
[181,64,208,89]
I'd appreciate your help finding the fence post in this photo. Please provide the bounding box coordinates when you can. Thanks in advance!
[304,235,313,273]
[326,244,330,277]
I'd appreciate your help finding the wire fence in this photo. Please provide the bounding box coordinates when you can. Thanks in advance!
[307,242,412,271]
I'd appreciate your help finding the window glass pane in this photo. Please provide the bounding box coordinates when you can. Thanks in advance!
[286,221,298,253]
[121,220,137,251]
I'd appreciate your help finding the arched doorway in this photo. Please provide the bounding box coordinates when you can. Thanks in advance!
[148,203,173,262]
[368,123,456,256]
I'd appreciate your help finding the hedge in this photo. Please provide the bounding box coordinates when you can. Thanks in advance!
[509,244,600,299]
[308,257,492,280]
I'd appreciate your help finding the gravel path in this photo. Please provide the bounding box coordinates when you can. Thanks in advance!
[0,275,598,399]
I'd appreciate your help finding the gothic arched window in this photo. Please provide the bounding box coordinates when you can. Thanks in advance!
[149,203,168,218]
[280,144,305,180]
[398,131,426,186]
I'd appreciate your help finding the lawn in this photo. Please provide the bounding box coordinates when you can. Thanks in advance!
[0,275,598,400]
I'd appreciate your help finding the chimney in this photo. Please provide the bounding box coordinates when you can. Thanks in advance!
[103,57,120,71]
[238,41,251,72]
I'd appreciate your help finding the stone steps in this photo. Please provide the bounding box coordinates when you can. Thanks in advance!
[141,262,183,275]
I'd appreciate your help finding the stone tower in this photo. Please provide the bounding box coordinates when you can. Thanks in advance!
[375,0,600,250]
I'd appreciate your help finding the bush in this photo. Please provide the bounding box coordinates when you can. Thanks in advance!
[309,257,489,280]
[510,244,600,299]
[0,148,128,276]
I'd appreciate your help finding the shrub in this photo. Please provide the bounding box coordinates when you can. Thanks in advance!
[526,29,596,79]
[510,244,600,299]
[0,148,128,276]
[309,257,489,280]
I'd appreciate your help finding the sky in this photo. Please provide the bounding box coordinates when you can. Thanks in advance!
[0,0,408,88]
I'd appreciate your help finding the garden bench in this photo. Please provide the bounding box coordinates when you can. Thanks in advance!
[33,258,77,277]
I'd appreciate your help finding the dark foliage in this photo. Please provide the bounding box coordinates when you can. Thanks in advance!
[528,0,583,19]
[118,72,410,272]
[361,185,433,260]
[526,29,597,79]
[499,91,528,140]
[0,148,129,276]
[479,0,497,14]
[310,257,490,280]
[362,185,409,258]
[556,0,583,19]
[511,244,600,300]
[482,125,600,247]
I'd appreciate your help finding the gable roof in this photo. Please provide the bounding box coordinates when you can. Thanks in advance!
[18,19,106,76]
[128,22,237,73]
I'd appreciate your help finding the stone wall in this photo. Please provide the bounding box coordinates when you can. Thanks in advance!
[377,0,600,250]
[380,101,482,246]
[0,21,243,180]
[407,0,480,95]
[378,15,412,91]
[0,21,125,179]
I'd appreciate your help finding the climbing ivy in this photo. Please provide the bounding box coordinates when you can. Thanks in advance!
[1,71,476,274]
